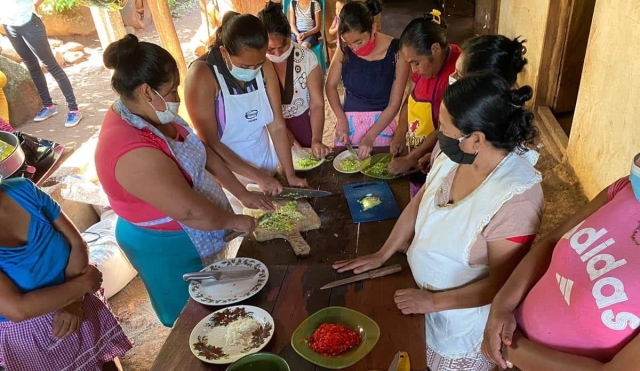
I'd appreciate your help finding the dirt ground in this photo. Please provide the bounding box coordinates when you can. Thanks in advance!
[2,2,590,370]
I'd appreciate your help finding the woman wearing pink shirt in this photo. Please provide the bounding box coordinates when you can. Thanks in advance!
[482,154,640,370]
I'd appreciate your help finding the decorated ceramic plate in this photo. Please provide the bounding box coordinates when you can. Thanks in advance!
[292,147,323,171]
[189,305,275,364]
[332,150,366,174]
[189,258,269,306]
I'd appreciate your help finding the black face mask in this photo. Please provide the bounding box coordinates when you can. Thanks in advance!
[437,131,477,165]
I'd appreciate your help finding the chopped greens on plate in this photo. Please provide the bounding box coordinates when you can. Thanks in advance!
[295,156,322,169]
[365,161,390,177]
[340,157,361,172]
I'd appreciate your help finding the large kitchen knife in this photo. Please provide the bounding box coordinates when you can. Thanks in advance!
[320,264,402,290]
[345,142,359,159]
[182,266,259,282]
[246,184,331,198]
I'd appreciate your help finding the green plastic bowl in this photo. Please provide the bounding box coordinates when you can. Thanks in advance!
[226,353,290,371]
[290,307,380,369]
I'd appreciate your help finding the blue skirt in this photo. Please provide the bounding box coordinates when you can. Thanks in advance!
[115,218,202,327]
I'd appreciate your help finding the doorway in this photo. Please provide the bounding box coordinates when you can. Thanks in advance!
[536,0,597,136]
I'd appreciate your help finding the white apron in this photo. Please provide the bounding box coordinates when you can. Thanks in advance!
[213,66,278,213]
[114,99,241,267]
[406,150,541,361]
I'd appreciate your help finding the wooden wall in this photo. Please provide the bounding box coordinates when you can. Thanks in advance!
[567,0,640,199]
[497,0,551,105]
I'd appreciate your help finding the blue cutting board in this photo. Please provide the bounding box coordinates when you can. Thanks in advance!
[343,181,401,223]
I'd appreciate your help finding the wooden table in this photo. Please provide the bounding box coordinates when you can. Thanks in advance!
[151,149,427,371]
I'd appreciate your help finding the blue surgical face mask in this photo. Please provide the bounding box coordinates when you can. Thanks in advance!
[630,153,640,201]
[225,51,261,82]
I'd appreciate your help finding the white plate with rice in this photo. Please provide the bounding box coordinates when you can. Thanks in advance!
[189,305,275,364]
[333,150,365,174]
[189,258,269,306]
[292,147,323,171]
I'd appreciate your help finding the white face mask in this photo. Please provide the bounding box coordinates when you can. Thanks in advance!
[149,90,179,125]
[266,42,294,64]
[225,51,261,82]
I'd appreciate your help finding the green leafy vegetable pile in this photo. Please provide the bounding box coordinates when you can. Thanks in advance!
[258,201,305,231]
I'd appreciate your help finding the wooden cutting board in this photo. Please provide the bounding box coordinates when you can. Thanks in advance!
[243,199,320,257]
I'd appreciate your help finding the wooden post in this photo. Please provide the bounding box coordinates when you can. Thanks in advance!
[147,0,187,85]
[146,0,190,124]
[89,7,127,51]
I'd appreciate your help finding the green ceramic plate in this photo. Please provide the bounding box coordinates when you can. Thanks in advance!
[360,153,398,180]
[226,352,290,371]
[290,307,380,369]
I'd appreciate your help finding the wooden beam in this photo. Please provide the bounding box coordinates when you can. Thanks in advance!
[534,0,573,108]
[89,6,127,52]
[535,106,568,163]
[147,0,187,86]
[146,0,189,124]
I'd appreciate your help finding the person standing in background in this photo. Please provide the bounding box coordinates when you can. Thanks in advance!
[0,0,82,128]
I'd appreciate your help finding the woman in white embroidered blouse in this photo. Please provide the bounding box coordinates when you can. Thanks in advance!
[258,1,330,159]
[333,72,544,371]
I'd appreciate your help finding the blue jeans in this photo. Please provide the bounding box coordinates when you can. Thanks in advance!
[4,14,78,111]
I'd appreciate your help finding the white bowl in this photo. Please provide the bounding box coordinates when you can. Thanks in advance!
[333,150,365,174]
[292,147,323,171]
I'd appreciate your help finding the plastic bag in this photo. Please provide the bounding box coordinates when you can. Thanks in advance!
[83,212,137,299]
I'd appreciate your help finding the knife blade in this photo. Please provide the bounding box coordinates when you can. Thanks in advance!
[320,264,402,290]
[279,187,332,198]
[246,184,331,198]
[223,213,271,243]
[183,267,259,282]
[388,351,410,371]
[345,143,359,159]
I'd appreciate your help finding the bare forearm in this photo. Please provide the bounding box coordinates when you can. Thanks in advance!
[493,240,556,311]
[510,337,604,371]
[432,277,498,312]
[310,103,325,144]
[407,132,438,162]
[210,140,265,182]
[10,280,87,322]
[180,198,242,231]
[396,103,408,138]
[205,148,250,198]
[326,85,347,122]
[269,125,296,177]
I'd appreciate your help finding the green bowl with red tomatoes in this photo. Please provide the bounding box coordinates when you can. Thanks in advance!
[290,306,380,369]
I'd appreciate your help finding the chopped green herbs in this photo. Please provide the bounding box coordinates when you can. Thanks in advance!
[257,201,305,231]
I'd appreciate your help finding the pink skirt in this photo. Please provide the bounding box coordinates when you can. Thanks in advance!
[0,291,132,371]
[335,111,396,147]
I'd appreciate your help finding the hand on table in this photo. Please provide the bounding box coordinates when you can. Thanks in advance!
[332,252,385,274]
[311,140,331,159]
[388,155,415,175]
[418,152,432,174]
[234,215,258,236]
[394,288,436,315]
[255,175,283,197]
[390,135,407,157]
[357,135,374,159]
[481,305,518,368]
[287,174,308,188]
[52,300,83,339]
[239,191,275,212]
[334,118,349,145]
